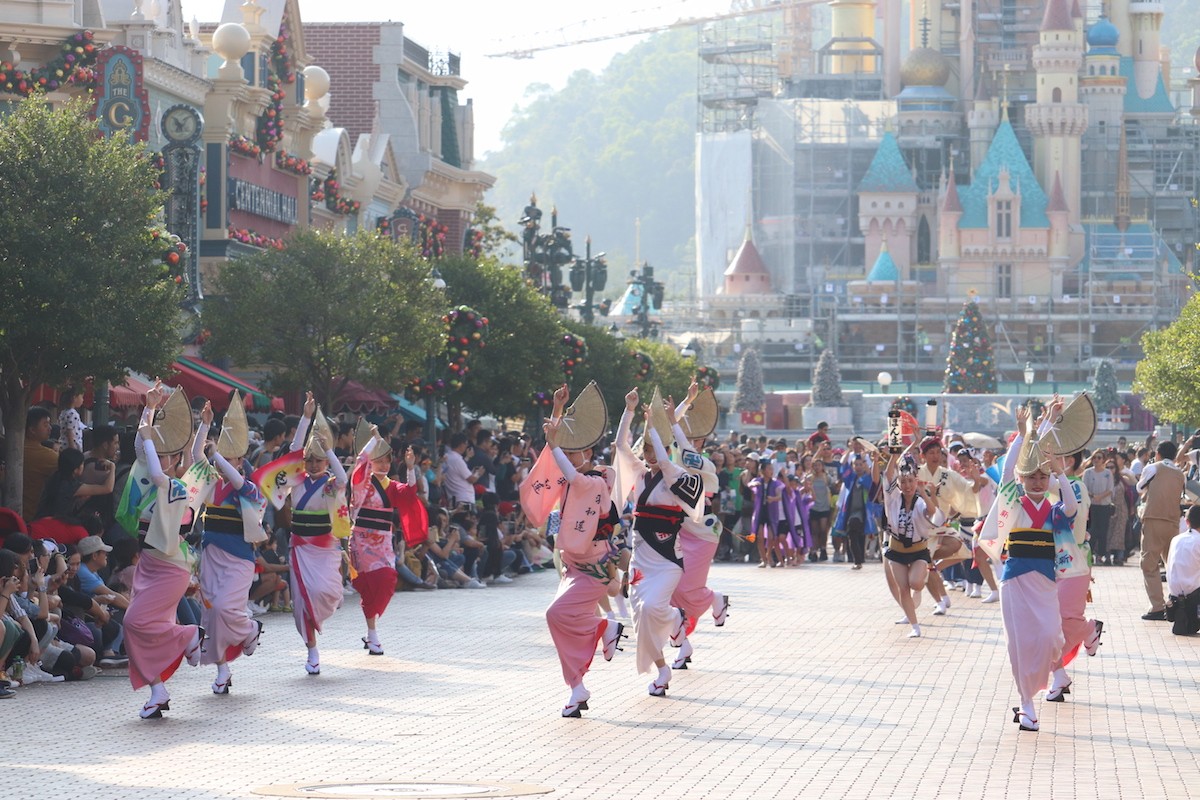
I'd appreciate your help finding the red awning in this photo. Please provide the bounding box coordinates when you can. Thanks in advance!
[109,374,154,410]
[165,356,283,413]
[331,379,394,414]
[28,375,153,411]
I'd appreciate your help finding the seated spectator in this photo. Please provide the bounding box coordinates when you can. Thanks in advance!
[1167,505,1200,636]
[22,407,60,521]
[450,509,486,579]
[42,544,100,681]
[31,449,113,545]
[80,424,121,535]
[425,507,484,589]
[248,536,289,615]
[65,538,126,667]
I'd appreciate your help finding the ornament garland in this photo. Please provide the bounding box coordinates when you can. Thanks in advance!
[152,228,188,286]
[312,169,360,215]
[694,365,720,391]
[229,134,261,159]
[417,215,448,259]
[561,333,588,380]
[0,31,98,96]
[629,350,654,381]
[274,148,311,176]
[228,226,286,251]
[464,228,485,260]
[530,391,555,411]
[889,395,917,416]
[406,305,489,398]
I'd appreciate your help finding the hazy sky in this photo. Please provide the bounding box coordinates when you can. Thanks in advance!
[183,0,731,156]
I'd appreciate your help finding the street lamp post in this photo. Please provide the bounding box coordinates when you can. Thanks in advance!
[1023,361,1035,395]
[631,263,664,339]
[877,371,893,395]
[569,236,608,324]
[425,268,447,464]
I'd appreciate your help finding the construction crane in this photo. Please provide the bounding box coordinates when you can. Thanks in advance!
[484,0,822,67]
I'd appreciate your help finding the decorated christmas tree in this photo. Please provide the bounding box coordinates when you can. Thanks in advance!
[943,299,998,393]
[1091,359,1121,411]
[809,349,847,406]
[732,348,765,413]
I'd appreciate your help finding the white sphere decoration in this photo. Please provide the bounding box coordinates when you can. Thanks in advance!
[212,22,252,65]
[303,65,331,102]
[877,371,893,389]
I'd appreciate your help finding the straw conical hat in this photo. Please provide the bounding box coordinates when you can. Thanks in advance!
[1041,393,1097,456]
[557,381,609,452]
[1014,430,1052,477]
[152,388,192,455]
[368,435,392,461]
[304,407,335,459]
[353,417,372,455]
[217,391,249,459]
[645,386,675,451]
[679,387,718,441]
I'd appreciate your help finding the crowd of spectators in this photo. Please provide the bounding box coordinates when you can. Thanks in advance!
[6,390,1200,701]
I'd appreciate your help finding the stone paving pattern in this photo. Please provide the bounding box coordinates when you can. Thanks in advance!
[3,558,1198,800]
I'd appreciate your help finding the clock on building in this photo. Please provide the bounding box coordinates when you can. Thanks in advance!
[161,104,202,145]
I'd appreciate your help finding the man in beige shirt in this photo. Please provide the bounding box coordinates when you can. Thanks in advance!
[22,407,60,521]
[1136,442,1187,619]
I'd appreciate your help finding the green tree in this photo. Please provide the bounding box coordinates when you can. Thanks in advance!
[810,349,847,407]
[0,97,185,514]
[943,300,998,393]
[1134,292,1200,426]
[732,349,766,413]
[203,230,445,409]
[436,255,564,420]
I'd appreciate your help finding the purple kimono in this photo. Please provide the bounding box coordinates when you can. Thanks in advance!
[750,477,785,536]
[784,486,814,551]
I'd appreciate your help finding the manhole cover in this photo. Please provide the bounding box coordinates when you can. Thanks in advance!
[252,782,553,799]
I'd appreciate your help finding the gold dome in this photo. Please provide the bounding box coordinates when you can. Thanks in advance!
[901,47,951,88]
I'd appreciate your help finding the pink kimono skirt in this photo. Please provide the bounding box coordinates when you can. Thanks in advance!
[124,551,196,690]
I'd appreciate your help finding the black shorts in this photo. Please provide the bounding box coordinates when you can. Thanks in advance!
[810,509,831,521]
[884,548,931,566]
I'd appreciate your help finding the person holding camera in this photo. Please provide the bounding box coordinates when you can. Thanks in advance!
[1166,505,1200,635]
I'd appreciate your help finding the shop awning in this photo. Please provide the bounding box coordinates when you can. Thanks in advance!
[166,356,282,413]
[331,379,394,415]
[390,393,446,430]
[108,373,154,410]
[28,374,154,411]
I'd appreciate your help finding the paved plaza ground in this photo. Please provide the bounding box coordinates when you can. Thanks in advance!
[3,556,1198,800]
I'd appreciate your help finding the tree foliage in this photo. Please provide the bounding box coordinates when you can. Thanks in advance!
[732,349,765,412]
[557,321,695,427]
[1091,359,1121,412]
[810,349,846,407]
[1134,293,1200,426]
[483,29,697,285]
[943,300,998,393]
[0,96,185,513]
[436,255,564,419]
[203,230,445,409]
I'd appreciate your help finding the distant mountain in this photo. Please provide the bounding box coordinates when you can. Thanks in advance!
[481,29,698,291]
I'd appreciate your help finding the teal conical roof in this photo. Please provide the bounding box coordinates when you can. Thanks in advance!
[959,120,1048,229]
[867,241,899,282]
[858,132,919,193]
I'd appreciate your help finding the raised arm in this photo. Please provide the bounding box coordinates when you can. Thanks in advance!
[615,388,639,459]
[192,400,213,463]
[1002,406,1030,486]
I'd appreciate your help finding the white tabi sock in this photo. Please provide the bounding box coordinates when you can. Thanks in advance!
[216,662,231,683]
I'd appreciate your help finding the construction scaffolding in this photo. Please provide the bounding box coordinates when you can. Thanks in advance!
[697,12,783,134]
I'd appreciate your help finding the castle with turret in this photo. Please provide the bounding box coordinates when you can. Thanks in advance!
[695,0,1196,389]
